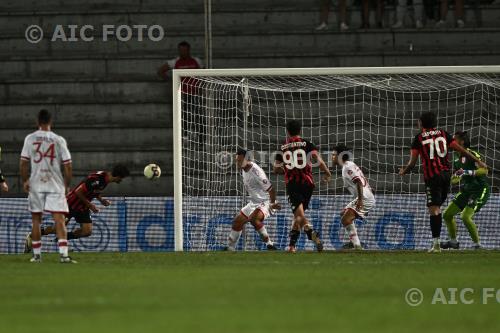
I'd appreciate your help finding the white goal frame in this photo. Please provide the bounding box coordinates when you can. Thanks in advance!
[172,65,500,251]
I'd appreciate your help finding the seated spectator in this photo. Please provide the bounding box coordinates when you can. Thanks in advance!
[392,0,424,28]
[315,0,349,32]
[157,41,203,80]
[362,0,384,28]
[436,0,464,27]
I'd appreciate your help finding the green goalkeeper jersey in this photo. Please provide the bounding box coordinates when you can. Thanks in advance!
[453,149,488,192]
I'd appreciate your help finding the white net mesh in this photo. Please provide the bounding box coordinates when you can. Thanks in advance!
[179,72,500,251]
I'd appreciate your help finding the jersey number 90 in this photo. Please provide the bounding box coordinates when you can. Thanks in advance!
[283,149,307,169]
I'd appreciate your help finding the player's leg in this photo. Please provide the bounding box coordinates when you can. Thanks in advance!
[462,187,489,249]
[426,174,449,252]
[341,206,362,250]
[226,211,248,251]
[294,203,323,252]
[442,200,462,249]
[46,193,76,263]
[248,207,276,250]
[30,212,43,262]
[67,211,93,239]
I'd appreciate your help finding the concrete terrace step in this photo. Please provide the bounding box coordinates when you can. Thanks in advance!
[0,103,171,128]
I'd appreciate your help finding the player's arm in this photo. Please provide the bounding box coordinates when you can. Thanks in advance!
[0,168,8,192]
[399,150,418,175]
[311,151,331,182]
[354,178,364,210]
[450,142,488,170]
[267,186,281,210]
[97,194,111,207]
[74,185,99,213]
[20,159,30,193]
[63,162,72,194]
[273,153,285,174]
[157,63,170,79]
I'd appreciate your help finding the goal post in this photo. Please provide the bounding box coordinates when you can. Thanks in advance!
[172,66,500,252]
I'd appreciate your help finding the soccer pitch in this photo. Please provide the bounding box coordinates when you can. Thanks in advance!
[1,252,499,333]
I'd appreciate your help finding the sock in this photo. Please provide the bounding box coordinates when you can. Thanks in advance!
[58,239,68,257]
[256,225,272,245]
[289,229,300,247]
[32,241,42,256]
[228,229,242,250]
[304,227,314,240]
[461,207,480,244]
[443,202,461,240]
[67,231,77,240]
[430,214,442,240]
[345,223,361,246]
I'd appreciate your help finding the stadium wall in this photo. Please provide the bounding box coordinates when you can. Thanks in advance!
[1,194,498,253]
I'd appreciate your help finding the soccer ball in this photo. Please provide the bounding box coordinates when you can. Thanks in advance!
[144,163,161,180]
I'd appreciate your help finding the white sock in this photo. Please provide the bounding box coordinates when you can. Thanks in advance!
[345,223,361,246]
[433,238,440,246]
[228,229,242,250]
[257,226,272,245]
[32,241,42,256]
[58,239,68,257]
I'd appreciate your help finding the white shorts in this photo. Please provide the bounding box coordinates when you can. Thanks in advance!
[344,198,375,219]
[240,202,272,220]
[29,191,69,214]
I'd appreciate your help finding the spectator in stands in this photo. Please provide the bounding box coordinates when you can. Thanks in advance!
[157,41,203,79]
[315,0,349,32]
[436,0,465,27]
[361,0,384,28]
[392,0,424,28]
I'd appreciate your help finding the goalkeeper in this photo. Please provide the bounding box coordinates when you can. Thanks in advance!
[441,131,489,250]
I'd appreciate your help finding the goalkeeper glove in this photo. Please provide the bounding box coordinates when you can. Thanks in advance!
[451,175,461,185]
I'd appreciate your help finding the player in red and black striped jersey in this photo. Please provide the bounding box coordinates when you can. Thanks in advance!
[38,164,130,241]
[399,112,487,252]
[274,120,331,253]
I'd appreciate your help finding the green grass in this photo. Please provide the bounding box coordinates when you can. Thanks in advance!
[1,251,500,333]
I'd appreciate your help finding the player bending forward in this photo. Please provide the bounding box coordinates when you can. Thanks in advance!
[20,109,74,263]
[332,145,375,250]
[274,120,331,253]
[441,131,489,250]
[25,165,130,250]
[225,149,281,251]
[399,112,487,253]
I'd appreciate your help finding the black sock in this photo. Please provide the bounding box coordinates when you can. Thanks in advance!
[40,227,46,235]
[289,230,300,246]
[305,228,313,240]
[67,232,77,240]
[430,214,442,238]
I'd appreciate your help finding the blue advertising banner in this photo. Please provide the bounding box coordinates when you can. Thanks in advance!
[1,195,498,253]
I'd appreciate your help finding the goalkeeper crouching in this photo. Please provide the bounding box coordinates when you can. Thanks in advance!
[441,131,489,250]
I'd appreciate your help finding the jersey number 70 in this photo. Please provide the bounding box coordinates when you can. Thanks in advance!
[422,137,447,159]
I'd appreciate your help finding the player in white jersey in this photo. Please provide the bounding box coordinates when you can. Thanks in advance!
[20,110,75,263]
[225,149,281,251]
[332,145,375,250]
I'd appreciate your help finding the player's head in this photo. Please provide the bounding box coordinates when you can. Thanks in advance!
[418,112,437,129]
[37,109,52,127]
[286,120,301,137]
[454,131,470,148]
[332,144,350,165]
[111,164,130,183]
[178,41,191,58]
[235,148,249,169]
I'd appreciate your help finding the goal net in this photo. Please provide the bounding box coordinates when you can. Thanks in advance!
[173,67,500,251]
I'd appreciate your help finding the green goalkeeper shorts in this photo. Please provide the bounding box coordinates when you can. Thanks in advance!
[452,186,490,213]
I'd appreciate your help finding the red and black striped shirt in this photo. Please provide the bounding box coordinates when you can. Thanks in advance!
[411,128,457,181]
[276,136,317,186]
[67,171,110,212]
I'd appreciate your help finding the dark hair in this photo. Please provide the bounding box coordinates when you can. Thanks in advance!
[286,120,301,136]
[454,131,470,148]
[112,164,130,178]
[236,148,247,156]
[419,112,437,129]
[178,41,190,48]
[38,109,52,125]
[334,144,350,161]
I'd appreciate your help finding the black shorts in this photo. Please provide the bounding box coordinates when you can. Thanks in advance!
[66,209,92,224]
[286,182,314,212]
[425,172,451,207]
